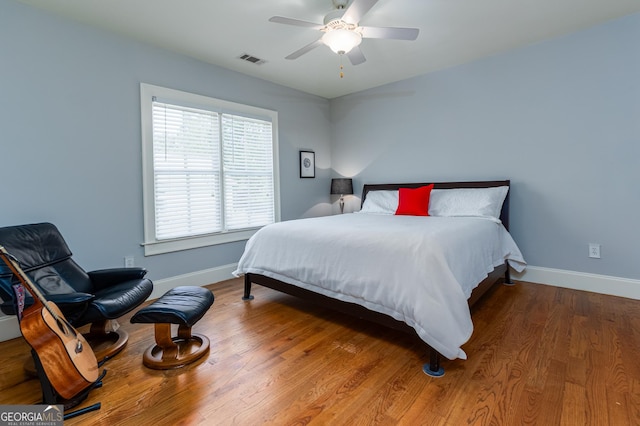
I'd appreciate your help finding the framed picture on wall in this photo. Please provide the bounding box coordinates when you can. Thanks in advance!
[299,150,315,178]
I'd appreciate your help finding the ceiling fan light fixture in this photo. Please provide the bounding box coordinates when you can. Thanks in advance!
[322,28,362,54]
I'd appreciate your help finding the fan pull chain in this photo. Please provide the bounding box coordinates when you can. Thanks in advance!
[339,54,344,79]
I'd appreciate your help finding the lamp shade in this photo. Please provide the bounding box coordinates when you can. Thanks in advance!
[330,178,353,195]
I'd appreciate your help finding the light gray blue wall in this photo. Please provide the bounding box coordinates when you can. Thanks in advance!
[0,0,331,280]
[330,13,640,280]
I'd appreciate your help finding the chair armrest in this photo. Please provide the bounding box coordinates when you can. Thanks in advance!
[88,267,148,290]
[0,292,94,316]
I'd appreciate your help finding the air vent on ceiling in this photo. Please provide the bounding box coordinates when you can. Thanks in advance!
[239,53,266,65]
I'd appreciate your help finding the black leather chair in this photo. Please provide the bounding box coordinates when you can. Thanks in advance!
[0,222,153,361]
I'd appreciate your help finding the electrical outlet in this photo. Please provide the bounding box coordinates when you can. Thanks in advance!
[124,256,135,267]
[588,243,601,259]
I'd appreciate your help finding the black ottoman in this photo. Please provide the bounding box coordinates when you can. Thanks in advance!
[131,286,214,369]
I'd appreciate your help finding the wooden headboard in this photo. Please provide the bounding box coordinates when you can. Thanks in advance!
[361,180,511,230]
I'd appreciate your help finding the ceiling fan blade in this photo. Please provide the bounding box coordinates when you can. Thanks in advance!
[269,16,323,29]
[346,46,366,65]
[360,26,419,40]
[342,0,378,24]
[285,38,324,60]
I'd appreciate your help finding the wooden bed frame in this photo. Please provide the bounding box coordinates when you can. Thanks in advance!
[243,180,512,376]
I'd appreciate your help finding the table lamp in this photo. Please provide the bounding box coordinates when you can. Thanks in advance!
[330,178,353,214]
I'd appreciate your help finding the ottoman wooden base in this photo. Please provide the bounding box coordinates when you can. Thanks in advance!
[142,323,210,370]
[130,286,214,370]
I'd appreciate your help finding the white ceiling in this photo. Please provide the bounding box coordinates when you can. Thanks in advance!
[19,0,640,99]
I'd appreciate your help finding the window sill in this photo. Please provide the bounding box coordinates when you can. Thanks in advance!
[142,228,259,256]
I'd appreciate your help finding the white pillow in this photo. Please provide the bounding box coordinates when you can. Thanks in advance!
[359,190,399,214]
[428,186,509,220]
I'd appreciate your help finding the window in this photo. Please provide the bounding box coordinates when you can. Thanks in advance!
[140,83,280,255]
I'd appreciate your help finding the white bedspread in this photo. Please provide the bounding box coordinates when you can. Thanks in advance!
[234,213,526,360]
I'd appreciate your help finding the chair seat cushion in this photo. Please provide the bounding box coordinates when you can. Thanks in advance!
[84,278,153,323]
[130,286,214,327]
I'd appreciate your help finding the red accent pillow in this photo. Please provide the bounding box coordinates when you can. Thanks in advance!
[395,184,434,216]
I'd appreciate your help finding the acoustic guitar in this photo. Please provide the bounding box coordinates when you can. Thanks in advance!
[0,245,99,400]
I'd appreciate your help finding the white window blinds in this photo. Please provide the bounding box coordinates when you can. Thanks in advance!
[141,83,279,255]
[152,101,222,240]
[222,114,275,230]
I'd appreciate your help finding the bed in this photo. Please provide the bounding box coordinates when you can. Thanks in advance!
[234,180,526,376]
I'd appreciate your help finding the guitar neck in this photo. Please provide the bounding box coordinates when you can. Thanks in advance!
[0,245,50,308]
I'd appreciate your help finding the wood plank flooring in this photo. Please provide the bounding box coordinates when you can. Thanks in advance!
[1,278,639,425]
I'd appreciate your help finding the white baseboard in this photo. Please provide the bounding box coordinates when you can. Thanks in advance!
[512,265,640,300]
[0,315,20,343]
[0,263,238,343]
[148,263,238,299]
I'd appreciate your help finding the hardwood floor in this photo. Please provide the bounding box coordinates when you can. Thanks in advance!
[1,278,639,425]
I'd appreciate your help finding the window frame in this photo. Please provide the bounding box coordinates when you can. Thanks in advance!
[140,83,280,256]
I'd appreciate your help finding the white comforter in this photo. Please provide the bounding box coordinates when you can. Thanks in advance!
[234,213,526,360]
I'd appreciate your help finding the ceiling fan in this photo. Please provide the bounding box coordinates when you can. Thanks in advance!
[269,0,419,66]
